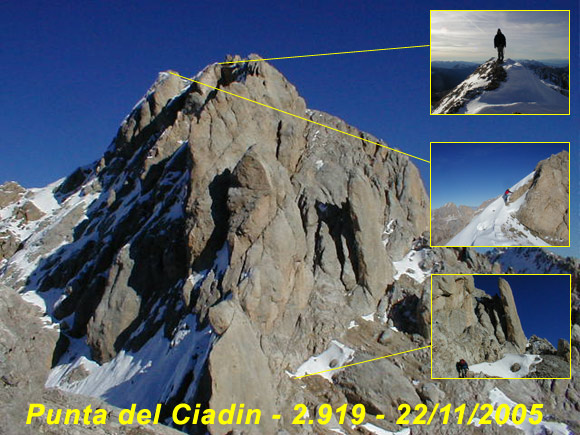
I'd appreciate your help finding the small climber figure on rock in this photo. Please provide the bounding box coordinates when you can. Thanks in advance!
[456,359,469,378]
[503,188,512,205]
[494,29,506,62]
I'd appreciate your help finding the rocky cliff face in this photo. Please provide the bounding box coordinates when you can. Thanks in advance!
[0,56,578,434]
[515,150,569,245]
[1,55,431,433]
[432,275,527,377]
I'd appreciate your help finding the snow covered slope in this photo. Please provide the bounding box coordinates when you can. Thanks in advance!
[470,353,541,378]
[473,387,570,434]
[433,59,568,114]
[447,172,547,246]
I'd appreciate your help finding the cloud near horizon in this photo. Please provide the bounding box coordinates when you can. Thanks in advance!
[431,11,569,62]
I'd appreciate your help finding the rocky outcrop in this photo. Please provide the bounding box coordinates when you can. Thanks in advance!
[0,181,25,208]
[432,58,506,114]
[516,150,569,245]
[527,335,557,355]
[0,230,20,262]
[432,275,529,377]
[497,278,527,352]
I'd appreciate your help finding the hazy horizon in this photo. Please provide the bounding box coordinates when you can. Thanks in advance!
[431,11,569,62]
[432,58,568,64]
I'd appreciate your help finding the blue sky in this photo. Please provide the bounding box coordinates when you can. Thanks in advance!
[430,142,569,209]
[0,0,578,258]
[431,10,570,62]
[474,275,571,348]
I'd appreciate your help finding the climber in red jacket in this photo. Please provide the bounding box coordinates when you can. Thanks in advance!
[503,189,512,205]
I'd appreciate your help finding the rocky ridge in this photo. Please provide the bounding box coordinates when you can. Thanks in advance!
[432,58,507,114]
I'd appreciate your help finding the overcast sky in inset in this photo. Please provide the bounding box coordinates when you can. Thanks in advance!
[431,10,569,62]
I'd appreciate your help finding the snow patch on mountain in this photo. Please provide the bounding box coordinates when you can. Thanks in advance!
[0,179,63,241]
[46,314,213,411]
[461,60,568,114]
[393,249,431,283]
[470,353,541,378]
[3,182,100,286]
[473,387,570,434]
[291,340,355,381]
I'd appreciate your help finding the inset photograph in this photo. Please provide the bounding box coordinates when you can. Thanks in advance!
[430,10,570,114]
[430,142,570,247]
[431,274,571,379]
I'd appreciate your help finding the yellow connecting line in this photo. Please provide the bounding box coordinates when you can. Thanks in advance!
[219,45,430,64]
[295,345,431,379]
[168,72,429,163]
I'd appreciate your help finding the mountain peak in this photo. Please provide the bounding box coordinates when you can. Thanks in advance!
[0,56,431,429]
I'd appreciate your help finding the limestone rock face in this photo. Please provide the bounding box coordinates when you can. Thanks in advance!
[0,229,20,262]
[516,150,569,245]
[526,335,557,355]
[498,278,527,352]
[1,55,578,435]
[14,200,44,223]
[432,275,529,377]
[558,339,571,362]
[335,353,422,420]
[86,244,141,362]
[0,55,432,433]
[207,303,277,435]
[0,181,25,208]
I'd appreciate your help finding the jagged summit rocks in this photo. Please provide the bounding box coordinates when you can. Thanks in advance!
[432,58,507,114]
[497,278,527,352]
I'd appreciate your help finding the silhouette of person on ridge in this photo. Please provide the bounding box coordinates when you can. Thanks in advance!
[456,359,469,378]
[494,29,506,62]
